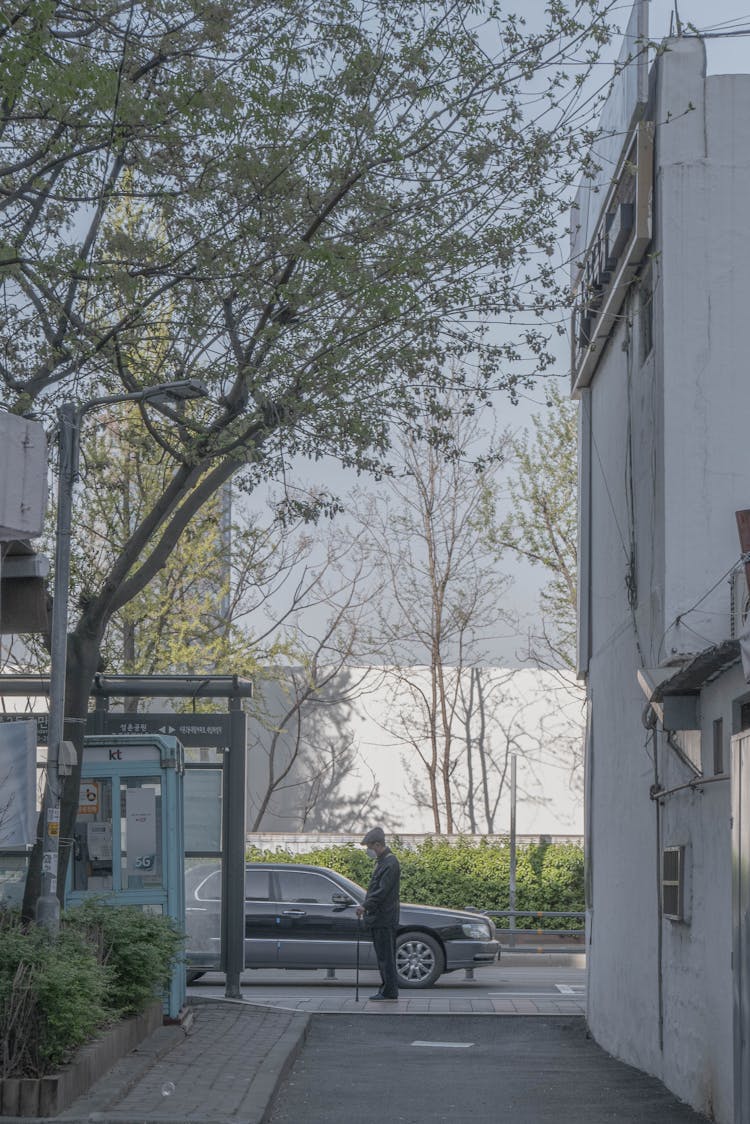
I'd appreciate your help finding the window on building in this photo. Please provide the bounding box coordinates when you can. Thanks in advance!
[712,717,724,776]
[740,701,750,731]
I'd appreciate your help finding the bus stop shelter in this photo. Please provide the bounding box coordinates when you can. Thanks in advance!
[0,672,251,999]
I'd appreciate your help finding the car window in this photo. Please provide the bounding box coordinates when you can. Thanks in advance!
[327,872,365,900]
[196,870,221,900]
[277,870,342,904]
[245,869,271,901]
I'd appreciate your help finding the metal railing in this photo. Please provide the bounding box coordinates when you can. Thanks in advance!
[486,909,585,953]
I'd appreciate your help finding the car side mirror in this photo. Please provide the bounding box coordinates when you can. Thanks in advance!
[331,892,354,908]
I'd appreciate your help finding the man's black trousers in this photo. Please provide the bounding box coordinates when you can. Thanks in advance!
[371,925,399,997]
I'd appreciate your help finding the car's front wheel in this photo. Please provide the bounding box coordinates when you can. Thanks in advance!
[396,931,444,988]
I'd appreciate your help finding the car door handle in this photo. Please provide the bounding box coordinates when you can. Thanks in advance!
[282,909,307,916]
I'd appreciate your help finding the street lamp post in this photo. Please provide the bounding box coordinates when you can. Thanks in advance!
[36,380,208,933]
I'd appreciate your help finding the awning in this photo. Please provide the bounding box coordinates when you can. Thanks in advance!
[637,639,741,733]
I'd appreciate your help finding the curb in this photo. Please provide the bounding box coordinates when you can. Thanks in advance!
[252,1013,310,1124]
[500,952,586,968]
[185,995,311,1123]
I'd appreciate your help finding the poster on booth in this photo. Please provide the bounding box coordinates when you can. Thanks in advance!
[125,787,158,879]
[78,781,99,816]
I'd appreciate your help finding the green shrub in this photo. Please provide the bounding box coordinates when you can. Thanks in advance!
[64,899,184,1016]
[0,912,110,1078]
[246,837,584,929]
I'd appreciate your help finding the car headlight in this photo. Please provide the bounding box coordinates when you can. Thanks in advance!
[461,920,491,939]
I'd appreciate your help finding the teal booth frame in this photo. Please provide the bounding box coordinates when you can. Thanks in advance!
[65,734,186,1020]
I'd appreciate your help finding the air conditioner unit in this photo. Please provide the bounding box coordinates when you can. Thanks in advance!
[730,568,750,639]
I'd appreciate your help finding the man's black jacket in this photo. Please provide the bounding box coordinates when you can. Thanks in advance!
[363,847,400,928]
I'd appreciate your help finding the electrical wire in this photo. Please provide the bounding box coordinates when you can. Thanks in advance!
[657,554,750,660]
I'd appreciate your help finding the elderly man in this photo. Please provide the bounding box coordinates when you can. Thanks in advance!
[357,826,401,1001]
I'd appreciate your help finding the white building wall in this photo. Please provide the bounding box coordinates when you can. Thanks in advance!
[248,665,584,837]
[659,44,750,657]
[585,300,663,1071]
[583,36,750,1123]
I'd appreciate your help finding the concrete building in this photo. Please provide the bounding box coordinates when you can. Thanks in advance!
[574,14,750,1123]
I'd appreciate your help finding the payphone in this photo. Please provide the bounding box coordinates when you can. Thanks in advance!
[66,735,185,1019]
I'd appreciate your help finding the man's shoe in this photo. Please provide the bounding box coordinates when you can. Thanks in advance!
[368,992,384,1000]
[370,993,398,1001]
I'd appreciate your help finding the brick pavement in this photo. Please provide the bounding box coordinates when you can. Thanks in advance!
[237,992,586,1016]
[55,1002,309,1124]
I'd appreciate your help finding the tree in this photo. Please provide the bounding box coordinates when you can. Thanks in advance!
[1,1,618,910]
[458,666,515,834]
[359,400,513,832]
[247,530,388,831]
[491,383,579,673]
[453,665,584,832]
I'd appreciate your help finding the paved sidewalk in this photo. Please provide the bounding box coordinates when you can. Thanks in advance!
[237,989,586,1016]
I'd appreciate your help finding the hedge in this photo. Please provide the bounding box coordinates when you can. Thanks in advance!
[0,904,183,1079]
[246,837,584,929]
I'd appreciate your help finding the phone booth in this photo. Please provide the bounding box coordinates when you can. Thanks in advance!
[66,734,186,1019]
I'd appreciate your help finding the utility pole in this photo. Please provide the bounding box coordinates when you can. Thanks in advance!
[35,403,77,933]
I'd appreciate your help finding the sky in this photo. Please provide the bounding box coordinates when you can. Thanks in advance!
[649,1,750,69]
[242,0,750,669]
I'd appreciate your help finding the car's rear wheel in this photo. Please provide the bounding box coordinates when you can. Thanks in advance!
[396,931,444,988]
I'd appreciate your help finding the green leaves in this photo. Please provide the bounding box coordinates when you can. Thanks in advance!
[2,0,618,457]
[246,838,584,924]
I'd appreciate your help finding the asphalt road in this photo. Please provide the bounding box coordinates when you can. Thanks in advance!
[187,962,586,1006]
[267,1015,707,1124]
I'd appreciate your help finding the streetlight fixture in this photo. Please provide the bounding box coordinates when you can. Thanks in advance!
[36,379,209,932]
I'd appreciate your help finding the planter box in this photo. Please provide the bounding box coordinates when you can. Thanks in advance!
[0,1000,162,1118]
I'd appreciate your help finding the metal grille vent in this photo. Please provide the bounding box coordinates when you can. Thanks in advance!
[662,846,685,921]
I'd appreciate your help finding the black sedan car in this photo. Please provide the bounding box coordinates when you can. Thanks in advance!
[185,862,499,988]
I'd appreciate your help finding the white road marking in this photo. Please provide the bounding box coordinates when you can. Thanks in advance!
[411,1041,474,1048]
[487,992,584,998]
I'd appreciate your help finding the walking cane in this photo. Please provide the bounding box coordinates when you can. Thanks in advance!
[355,915,361,1002]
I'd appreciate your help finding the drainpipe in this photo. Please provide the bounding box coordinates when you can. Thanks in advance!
[652,719,665,1052]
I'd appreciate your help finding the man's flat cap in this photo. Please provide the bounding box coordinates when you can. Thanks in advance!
[361,826,386,846]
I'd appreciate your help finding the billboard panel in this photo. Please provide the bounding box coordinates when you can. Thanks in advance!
[0,720,36,847]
